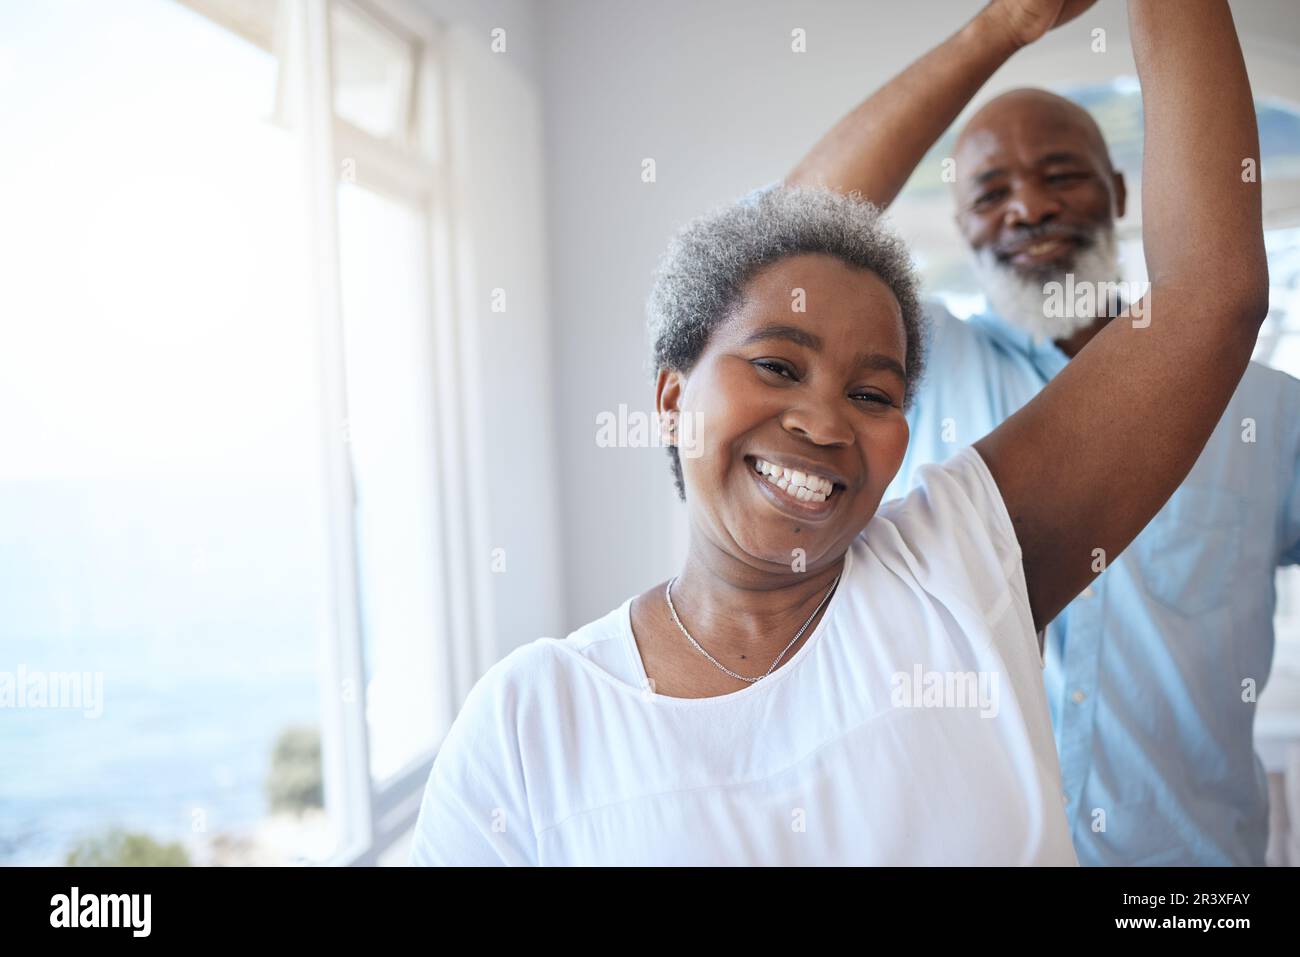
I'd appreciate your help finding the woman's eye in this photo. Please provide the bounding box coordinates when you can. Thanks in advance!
[755,360,794,378]
[756,361,893,407]
[853,393,892,406]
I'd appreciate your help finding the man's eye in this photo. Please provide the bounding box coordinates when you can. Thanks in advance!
[973,188,1006,208]
[1047,171,1088,184]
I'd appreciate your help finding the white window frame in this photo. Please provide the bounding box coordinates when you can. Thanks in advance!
[270,0,479,866]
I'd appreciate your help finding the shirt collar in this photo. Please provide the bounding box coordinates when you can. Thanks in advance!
[967,309,1071,373]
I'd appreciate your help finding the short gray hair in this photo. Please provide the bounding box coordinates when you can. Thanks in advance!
[644,185,927,502]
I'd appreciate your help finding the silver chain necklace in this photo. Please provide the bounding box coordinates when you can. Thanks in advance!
[664,570,842,684]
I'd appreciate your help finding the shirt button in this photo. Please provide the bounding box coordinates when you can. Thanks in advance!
[1071,689,1087,704]
[1082,584,1094,597]
[1062,793,1070,806]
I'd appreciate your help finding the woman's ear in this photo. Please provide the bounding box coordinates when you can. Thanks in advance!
[660,410,677,445]
[656,368,684,445]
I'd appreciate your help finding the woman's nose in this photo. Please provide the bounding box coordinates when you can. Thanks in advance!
[780,404,855,447]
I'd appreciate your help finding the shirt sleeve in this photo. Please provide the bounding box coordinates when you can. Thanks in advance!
[879,444,1042,664]
[408,656,540,867]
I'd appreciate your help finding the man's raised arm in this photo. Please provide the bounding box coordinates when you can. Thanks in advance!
[785,0,1097,207]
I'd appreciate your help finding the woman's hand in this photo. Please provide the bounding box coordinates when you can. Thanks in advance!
[984,0,1098,48]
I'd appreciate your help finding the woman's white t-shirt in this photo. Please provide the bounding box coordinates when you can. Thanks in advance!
[409,446,1078,865]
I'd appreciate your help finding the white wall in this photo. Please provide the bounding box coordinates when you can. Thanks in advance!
[418,0,541,83]
[537,0,1300,631]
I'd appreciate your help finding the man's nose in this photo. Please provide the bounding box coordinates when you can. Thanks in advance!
[1003,182,1062,228]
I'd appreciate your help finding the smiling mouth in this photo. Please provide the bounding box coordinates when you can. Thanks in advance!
[1000,234,1086,266]
[1022,238,1072,256]
[744,455,845,516]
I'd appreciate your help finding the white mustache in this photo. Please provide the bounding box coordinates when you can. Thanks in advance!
[971,226,1122,341]
[993,224,1094,260]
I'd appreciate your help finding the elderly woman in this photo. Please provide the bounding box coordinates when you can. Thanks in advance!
[410,0,1266,866]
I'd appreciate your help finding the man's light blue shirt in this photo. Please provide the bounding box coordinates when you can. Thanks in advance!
[887,301,1300,865]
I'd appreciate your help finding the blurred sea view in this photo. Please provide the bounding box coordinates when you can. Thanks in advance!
[0,479,322,865]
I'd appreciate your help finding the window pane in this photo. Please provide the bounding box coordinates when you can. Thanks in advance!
[0,0,335,865]
[336,182,446,785]
[1254,226,1300,373]
[331,3,413,143]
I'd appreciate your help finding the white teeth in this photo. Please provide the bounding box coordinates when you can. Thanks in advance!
[751,457,835,503]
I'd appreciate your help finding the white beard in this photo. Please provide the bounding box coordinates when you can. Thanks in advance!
[970,226,1121,343]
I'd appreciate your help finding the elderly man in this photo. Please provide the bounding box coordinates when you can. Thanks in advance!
[769,0,1300,865]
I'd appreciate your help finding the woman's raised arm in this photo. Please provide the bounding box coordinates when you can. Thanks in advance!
[974,0,1269,632]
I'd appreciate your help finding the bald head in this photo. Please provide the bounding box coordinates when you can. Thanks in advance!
[956,88,1114,180]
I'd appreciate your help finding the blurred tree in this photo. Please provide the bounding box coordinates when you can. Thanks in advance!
[65,828,190,866]
[266,724,323,814]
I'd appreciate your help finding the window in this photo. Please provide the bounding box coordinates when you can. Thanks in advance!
[330,2,415,144]
[0,0,459,866]
[336,181,447,786]
[0,0,327,866]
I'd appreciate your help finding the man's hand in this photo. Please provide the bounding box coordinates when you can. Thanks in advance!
[786,3,1052,206]
[985,0,1098,49]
